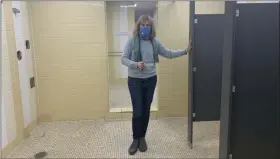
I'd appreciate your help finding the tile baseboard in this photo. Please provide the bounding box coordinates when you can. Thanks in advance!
[110,105,158,113]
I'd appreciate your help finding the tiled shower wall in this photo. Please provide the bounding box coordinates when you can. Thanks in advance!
[1,2,38,157]
[1,2,17,151]
[1,2,29,157]
[12,1,37,129]
[29,1,109,121]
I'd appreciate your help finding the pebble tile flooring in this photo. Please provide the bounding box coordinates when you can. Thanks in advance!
[8,118,219,158]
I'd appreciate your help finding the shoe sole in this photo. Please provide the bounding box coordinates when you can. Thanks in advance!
[129,150,138,155]
[138,148,147,152]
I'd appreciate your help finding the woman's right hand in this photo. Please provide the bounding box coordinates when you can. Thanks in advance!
[137,62,144,70]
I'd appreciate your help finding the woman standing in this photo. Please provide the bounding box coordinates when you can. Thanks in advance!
[121,15,192,155]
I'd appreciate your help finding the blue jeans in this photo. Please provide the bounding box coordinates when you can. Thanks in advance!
[128,75,157,140]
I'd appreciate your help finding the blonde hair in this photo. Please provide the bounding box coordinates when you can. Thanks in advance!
[133,15,156,39]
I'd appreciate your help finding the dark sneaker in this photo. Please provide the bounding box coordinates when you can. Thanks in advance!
[138,138,147,152]
[128,140,139,155]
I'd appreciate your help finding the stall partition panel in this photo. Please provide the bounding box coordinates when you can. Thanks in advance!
[193,14,224,121]
[230,3,279,159]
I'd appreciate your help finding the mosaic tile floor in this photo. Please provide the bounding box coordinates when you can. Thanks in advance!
[109,83,158,109]
[8,118,219,158]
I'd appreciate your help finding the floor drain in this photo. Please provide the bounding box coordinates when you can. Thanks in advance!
[34,151,47,159]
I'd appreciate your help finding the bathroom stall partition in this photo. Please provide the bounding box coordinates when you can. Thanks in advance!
[220,1,280,159]
[188,1,225,148]
[188,3,280,158]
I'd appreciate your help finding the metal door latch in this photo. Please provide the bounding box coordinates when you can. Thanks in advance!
[236,9,240,17]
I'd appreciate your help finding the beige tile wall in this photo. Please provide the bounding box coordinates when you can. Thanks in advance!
[156,1,190,117]
[1,2,27,157]
[195,1,225,14]
[22,1,38,135]
[29,1,109,121]
[28,1,225,122]
[12,1,37,132]
[1,1,17,151]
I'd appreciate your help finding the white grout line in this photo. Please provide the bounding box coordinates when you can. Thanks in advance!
[109,105,158,113]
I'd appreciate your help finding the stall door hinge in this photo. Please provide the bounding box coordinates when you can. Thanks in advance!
[192,67,197,72]
[194,19,198,24]
[192,113,196,118]
[236,9,240,17]
[30,77,36,88]
[229,154,233,159]
[232,86,236,93]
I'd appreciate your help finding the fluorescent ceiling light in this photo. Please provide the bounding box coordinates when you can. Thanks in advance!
[120,3,137,8]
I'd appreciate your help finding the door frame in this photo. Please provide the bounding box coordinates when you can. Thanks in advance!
[219,1,236,159]
[187,0,195,149]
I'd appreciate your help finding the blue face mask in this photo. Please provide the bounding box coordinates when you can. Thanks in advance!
[139,25,152,39]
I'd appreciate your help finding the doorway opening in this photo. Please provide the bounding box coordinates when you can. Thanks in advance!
[106,1,158,112]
